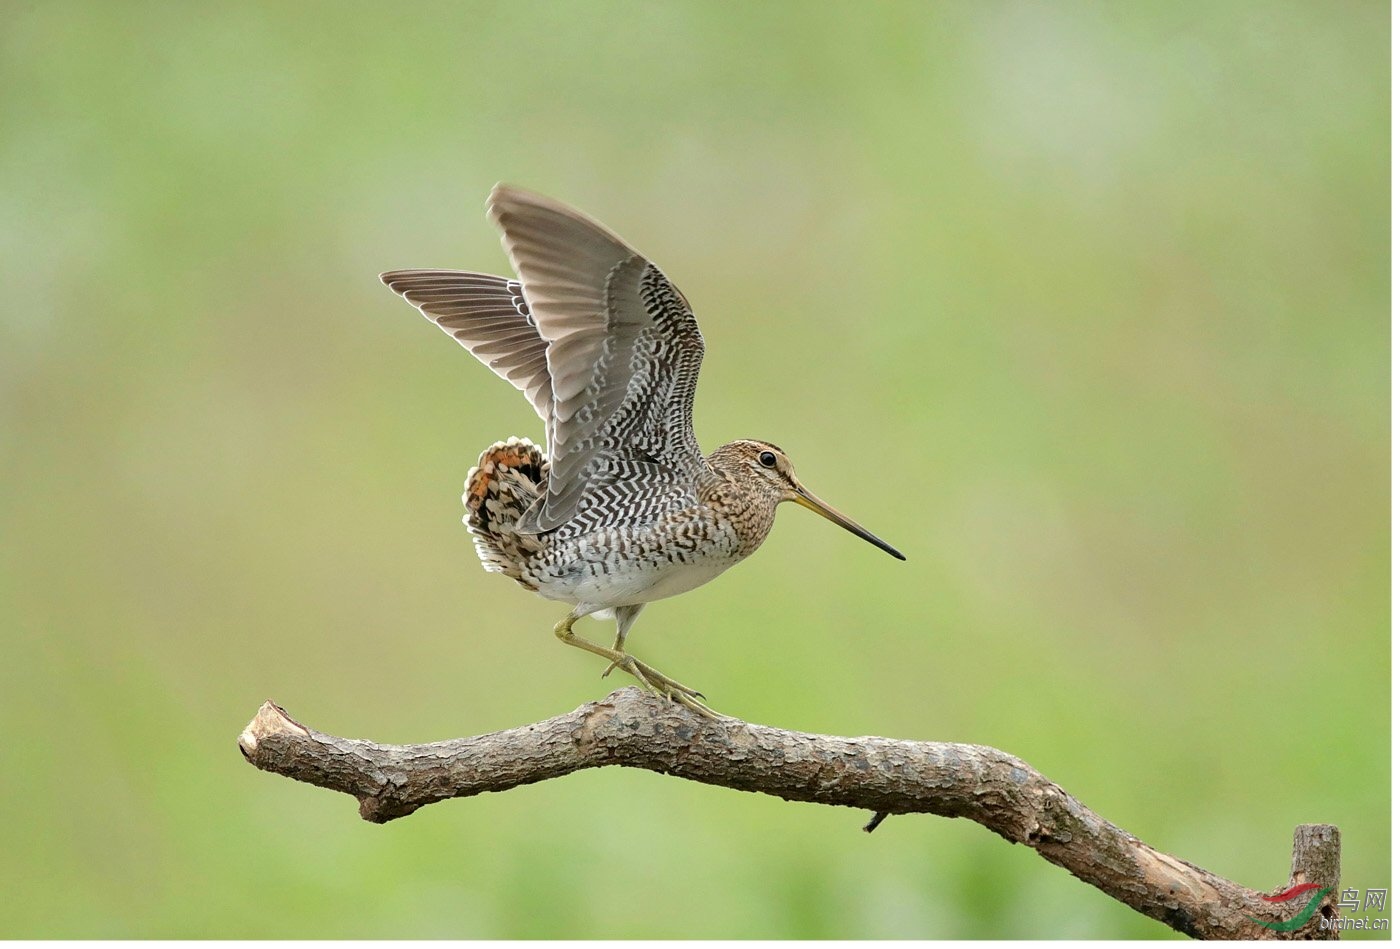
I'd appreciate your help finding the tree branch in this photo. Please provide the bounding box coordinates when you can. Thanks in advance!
[238,687,1339,940]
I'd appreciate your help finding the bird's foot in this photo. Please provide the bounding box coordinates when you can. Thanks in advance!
[611,655,718,720]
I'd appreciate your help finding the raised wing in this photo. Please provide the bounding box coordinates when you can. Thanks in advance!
[379,269,553,423]
[488,184,707,533]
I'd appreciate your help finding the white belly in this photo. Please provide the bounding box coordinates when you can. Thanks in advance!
[525,521,747,610]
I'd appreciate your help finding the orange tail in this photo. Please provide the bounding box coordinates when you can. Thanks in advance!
[463,437,548,586]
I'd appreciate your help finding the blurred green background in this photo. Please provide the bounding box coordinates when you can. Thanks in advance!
[0,0,1388,939]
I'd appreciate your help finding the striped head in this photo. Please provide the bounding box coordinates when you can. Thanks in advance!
[706,440,905,560]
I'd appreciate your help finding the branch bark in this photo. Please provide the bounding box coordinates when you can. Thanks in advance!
[238,687,1339,940]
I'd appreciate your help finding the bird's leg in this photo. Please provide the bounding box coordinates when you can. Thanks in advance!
[600,604,641,679]
[553,610,718,719]
[599,606,707,704]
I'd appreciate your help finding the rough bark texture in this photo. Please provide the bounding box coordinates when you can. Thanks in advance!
[238,687,1340,940]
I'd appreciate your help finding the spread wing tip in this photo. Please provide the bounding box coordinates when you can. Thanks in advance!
[380,269,440,292]
[487,182,531,221]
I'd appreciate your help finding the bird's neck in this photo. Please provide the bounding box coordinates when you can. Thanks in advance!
[698,458,781,557]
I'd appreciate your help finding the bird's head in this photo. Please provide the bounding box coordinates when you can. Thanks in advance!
[707,439,905,561]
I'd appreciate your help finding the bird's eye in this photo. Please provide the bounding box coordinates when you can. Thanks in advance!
[758,451,778,468]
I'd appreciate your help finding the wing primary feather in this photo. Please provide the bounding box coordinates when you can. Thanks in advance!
[380,269,553,424]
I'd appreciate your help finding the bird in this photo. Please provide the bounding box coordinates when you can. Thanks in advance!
[381,184,904,717]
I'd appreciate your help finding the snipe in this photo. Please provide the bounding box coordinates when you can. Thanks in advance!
[382,185,904,717]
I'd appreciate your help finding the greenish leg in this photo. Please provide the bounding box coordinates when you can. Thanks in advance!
[553,611,717,719]
[600,604,641,679]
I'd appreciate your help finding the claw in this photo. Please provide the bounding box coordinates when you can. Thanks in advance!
[627,659,719,719]
[557,615,719,717]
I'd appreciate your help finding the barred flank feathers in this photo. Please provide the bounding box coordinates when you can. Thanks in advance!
[462,437,548,588]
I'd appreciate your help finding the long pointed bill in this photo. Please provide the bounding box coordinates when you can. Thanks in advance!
[792,488,906,561]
